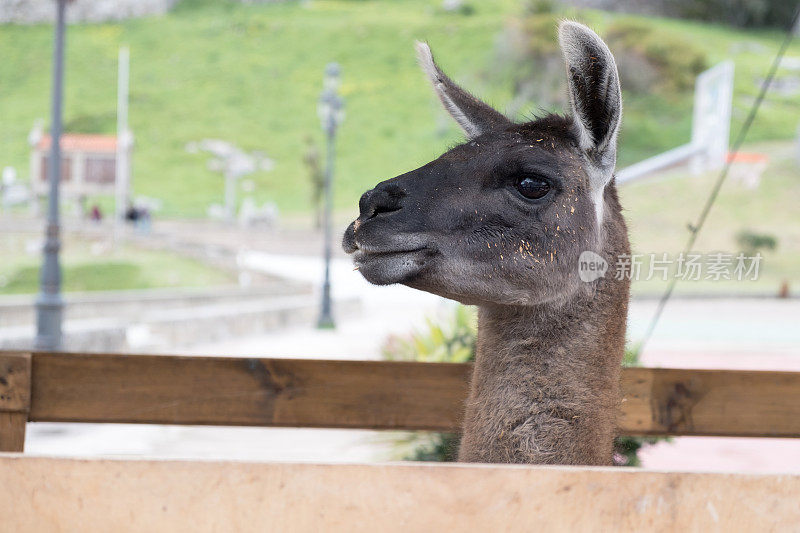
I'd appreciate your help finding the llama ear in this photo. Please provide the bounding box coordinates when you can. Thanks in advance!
[416,41,511,139]
[558,21,622,169]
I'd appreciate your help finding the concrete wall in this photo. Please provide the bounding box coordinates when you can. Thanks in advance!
[2,457,798,531]
[0,284,308,327]
[0,293,359,353]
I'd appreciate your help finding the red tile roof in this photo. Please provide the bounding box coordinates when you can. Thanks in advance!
[727,152,769,164]
[36,133,117,153]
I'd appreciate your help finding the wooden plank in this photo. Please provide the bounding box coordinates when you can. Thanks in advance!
[1,455,798,532]
[29,352,470,431]
[620,367,800,437]
[24,352,800,437]
[0,352,30,452]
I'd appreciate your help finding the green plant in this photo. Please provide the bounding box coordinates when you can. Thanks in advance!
[736,229,778,256]
[496,10,565,113]
[606,19,708,92]
[439,1,476,17]
[668,0,798,29]
[381,304,476,363]
[391,431,461,463]
[522,0,558,16]
[613,435,664,467]
[383,308,670,465]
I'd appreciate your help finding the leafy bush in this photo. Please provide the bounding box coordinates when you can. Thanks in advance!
[667,0,798,29]
[495,10,708,122]
[606,19,708,92]
[382,306,669,465]
[440,0,476,16]
[736,229,779,255]
[495,10,565,113]
[381,304,476,363]
[613,435,665,466]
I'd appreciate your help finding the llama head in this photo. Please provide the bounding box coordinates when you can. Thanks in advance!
[343,21,624,306]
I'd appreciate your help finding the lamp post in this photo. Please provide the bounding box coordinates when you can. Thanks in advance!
[316,63,344,329]
[35,0,68,350]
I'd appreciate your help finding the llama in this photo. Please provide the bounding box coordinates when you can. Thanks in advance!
[342,21,630,465]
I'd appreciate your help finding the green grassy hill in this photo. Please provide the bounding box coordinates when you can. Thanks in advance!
[1,0,798,216]
[621,140,800,294]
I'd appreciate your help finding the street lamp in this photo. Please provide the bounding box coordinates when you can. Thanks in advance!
[316,63,344,329]
[35,0,68,350]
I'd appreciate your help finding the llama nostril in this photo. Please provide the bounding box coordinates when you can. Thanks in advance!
[371,203,401,218]
[359,186,404,221]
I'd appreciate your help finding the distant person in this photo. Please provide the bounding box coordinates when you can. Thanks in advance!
[125,203,139,224]
[90,205,102,223]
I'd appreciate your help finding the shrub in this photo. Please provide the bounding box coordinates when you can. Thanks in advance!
[667,0,798,29]
[605,19,708,92]
[735,229,779,255]
[381,304,476,363]
[496,12,708,120]
[494,11,566,114]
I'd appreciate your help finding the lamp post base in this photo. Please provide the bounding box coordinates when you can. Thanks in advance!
[34,292,63,351]
[316,315,335,330]
[317,280,335,330]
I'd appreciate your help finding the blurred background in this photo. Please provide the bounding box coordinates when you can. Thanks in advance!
[1,0,799,471]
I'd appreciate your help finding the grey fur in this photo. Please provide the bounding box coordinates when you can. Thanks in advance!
[558,21,623,224]
[416,41,512,139]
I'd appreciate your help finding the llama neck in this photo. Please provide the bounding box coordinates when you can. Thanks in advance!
[459,284,628,465]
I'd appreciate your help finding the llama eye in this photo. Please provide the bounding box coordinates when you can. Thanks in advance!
[516,177,550,200]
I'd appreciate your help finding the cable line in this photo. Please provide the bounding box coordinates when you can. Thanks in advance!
[635,4,800,357]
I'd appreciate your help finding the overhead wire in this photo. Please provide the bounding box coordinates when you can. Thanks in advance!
[634,4,800,357]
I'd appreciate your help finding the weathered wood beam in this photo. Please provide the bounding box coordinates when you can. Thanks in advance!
[22,352,800,438]
[0,352,31,452]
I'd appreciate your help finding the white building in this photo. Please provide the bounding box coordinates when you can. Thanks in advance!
[30,132,132,209]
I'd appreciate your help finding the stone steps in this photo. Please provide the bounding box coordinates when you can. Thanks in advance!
[0,282,310,327]
[0,293,359,353]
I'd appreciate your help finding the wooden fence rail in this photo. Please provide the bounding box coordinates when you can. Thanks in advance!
[2,351,800,453]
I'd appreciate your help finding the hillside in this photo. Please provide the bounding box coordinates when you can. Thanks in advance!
[1,0,798,216]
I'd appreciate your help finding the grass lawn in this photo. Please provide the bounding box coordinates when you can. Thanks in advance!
[0,233,234,294]
[0,0,798,217]
[621,140,799,295]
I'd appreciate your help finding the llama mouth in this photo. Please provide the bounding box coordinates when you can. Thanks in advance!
[343,220,431,257]
[353,243,428,256]
[352,246,428,265]
[342,220,433,284]
[351,246,431,285]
